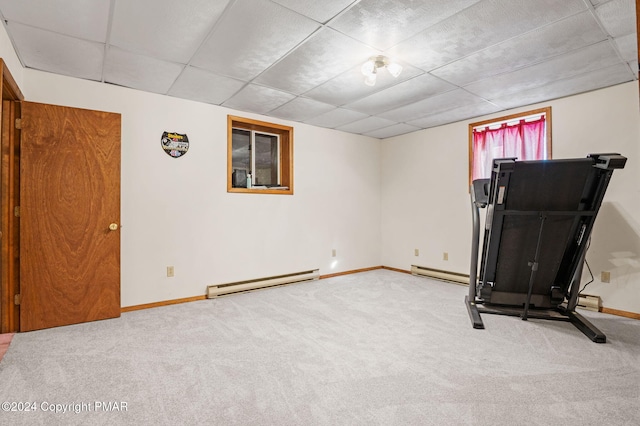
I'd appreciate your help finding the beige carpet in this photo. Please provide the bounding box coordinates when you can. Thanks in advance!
[0,270,638,425]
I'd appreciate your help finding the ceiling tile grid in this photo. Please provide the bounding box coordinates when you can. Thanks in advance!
[7,22,105,81]
[336,115,397,134]
[344,73,457,116]
[167,66,246,105]
[464,41,627,100]
[0,0,636,139]
[253,27,375,94]
[595,0,636,38]
[388,0,588,72]
[429,11,609,87]
[110,0,231,64]
[222,84,296,114]
[104,47,185,94]
[407,101,502,129]
[327,0,483,51]
[379,89,489,123]
[614,32,638,62]
[303,107,369,128]
[489,63,636,110]
[0,0,111,42]
[190,0,320,81]
[270,0,356,24]
[303,59,424,107]
[267,97,337,122]
[364,123,422,139]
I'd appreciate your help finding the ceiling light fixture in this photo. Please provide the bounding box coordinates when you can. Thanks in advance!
[361,55,403,86]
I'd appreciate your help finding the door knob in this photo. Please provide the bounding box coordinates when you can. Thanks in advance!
[109,223,119,231]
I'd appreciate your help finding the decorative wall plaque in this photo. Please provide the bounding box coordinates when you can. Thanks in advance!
[161,132,189,158]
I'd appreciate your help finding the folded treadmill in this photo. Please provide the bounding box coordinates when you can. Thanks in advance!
[466,153,627,343]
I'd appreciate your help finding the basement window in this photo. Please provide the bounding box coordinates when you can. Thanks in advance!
[468,107,552,186]
[227,115,293,195]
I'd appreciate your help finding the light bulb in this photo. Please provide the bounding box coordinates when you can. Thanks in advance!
[364,74,377,86]
[361,60,375,77]
[386,62,403,78]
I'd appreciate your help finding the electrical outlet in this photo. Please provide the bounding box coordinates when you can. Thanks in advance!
[332,249,337,257]
[414,249,419,256]
[601,271,610,283]
[167,266,174,277]
[443,252,449,261]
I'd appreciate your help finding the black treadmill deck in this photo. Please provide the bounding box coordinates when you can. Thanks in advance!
[466,154,626,343]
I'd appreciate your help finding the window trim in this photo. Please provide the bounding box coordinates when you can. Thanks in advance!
[227,115,294,195]
[468,107,552,188]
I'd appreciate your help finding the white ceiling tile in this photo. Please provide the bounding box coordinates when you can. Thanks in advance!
[431,11,607,86]
[329,0,481,50]
[464,41,623,100]
[0,0,636,135]
[110,0,230,63]
[407,101,502,129]
[168,67,245,105]
[223,84,296,114]
[303,108,368,128]
[595,0,636,38]
[268,97,336,122]
[192,0,319,81]
[390,0,587,70]
[104,47,184,94]
[614,33,638,62]
[379,89,486,122]
[270,0,356,23]
[363,123,421,139]
[305,60,423,106]
[0,0,110,42]
[490,63,636,109]
[8,22,103,80]
[337,116,397,134]
[255,28,375,94]
[344,74,457,115]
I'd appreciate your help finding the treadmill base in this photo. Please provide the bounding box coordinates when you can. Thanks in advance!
[465,295,606,343]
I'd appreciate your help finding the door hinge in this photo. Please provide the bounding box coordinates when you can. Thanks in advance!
[14,294,21,305]
[15,118,21,129]
[14,206,20,217]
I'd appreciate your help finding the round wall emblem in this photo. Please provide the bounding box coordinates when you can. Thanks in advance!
[161,132,189,158]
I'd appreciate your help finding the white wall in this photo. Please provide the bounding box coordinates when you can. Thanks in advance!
[3,21,638,313]
[552,82,640,313]
[23,71,382,307]
[0,22,24,89]
[381,81,640,314]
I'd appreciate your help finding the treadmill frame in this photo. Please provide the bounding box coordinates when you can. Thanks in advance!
[466,153,627,343]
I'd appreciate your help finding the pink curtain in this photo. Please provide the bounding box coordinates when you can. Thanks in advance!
[472,116,546,181]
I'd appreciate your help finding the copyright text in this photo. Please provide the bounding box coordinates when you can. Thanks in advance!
[2,401,128,414]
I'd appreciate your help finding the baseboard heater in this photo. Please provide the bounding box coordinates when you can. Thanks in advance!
[207,269,320,298]
[411,265,469,285]
[577,294,602,312]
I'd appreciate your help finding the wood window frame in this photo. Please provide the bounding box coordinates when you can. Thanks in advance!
[227,115,293,195]
[468,106,552,188]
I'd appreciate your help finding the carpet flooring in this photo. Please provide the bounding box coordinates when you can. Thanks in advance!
[0,270,638,425]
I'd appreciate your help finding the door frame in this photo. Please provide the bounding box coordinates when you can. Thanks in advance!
[0,59,24,333]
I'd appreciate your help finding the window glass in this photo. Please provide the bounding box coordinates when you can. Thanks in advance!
[232,129,250,170]
[254,133,279,186]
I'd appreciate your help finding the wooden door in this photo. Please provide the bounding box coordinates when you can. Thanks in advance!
[20,102,121,331]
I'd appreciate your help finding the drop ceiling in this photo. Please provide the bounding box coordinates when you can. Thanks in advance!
[0,0,636,138]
